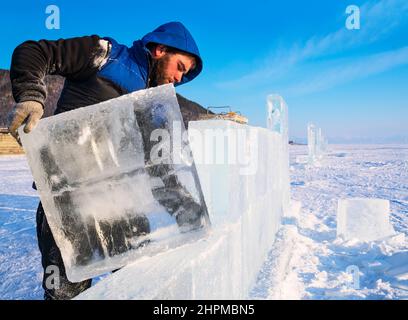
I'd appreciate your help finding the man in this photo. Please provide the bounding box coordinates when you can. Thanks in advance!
[7,21,203,300]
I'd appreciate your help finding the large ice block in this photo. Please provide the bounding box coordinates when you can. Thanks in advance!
[266,94,288,138]
[308,123,328,163]
[307,123,317,164]
[266,95,290,213]
[18,84,210,282]
[337,198,395,241]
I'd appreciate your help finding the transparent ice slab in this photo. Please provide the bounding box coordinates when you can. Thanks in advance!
[19,84,210,282]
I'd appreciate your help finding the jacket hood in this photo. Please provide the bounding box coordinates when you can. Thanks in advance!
[139,21,203,85]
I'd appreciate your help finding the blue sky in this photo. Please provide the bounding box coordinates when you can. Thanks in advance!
[1,0,407,142]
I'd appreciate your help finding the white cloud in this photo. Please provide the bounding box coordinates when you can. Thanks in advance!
[288,46,408,95]
[217,0,408,90]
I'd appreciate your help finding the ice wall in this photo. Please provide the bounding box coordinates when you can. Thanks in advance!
[77,119,291,299]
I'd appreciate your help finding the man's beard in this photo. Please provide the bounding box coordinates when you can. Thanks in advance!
[149,55,171,88]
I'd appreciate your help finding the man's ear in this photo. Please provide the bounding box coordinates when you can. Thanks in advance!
[151,44,167,59]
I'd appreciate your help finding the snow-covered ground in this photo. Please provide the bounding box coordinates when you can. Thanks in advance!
[0,155,42,300]
[251,144,408,300]
[1,145,408,300]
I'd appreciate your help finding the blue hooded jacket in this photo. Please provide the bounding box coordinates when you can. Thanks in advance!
[98,22,202,93]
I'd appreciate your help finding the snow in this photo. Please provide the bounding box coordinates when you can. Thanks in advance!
[0,156,42,300]
[1,144,408,299]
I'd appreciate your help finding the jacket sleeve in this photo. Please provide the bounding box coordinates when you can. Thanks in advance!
[10,35,109,106]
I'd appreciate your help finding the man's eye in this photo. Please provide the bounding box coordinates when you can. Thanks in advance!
[178,63,186,73]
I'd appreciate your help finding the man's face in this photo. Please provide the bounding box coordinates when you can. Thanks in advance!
[151,51,195,86]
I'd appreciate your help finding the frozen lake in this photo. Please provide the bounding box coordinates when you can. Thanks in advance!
[250,144,408,299]
[1,144,408,299]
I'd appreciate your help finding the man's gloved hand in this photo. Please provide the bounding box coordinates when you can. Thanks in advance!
[8,101,44,145]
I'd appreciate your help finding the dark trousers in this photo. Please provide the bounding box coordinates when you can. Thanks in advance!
[35,201,150,300]
[36,202,92,300]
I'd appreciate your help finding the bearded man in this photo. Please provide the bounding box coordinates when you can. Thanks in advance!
[7,21,203,300]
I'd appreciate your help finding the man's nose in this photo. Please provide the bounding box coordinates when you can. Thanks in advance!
[174,72,183,83]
